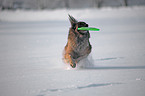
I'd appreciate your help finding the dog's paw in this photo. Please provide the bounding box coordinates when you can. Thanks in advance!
[70,58,76,68]
[70,62,76,68]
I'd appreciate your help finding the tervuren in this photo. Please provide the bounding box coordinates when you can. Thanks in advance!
[63,15,92,68]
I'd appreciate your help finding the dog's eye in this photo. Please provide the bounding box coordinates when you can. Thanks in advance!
[78,22,88,28]
[78,25,83,28]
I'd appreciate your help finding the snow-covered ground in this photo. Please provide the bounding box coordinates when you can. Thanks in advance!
[0,6,145,96]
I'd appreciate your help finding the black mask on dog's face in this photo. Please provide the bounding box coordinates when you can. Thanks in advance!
[77,22,89,34]
[68,14,89,34]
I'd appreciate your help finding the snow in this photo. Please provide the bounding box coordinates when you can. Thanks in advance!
[0,6,145,96]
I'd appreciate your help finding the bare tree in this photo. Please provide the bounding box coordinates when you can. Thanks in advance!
[64,0,69,8]
[124,0,128,6]
[36,0,47,9]
[94,0,103,8]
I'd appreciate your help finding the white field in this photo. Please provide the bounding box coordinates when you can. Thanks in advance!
[0,6,145,96]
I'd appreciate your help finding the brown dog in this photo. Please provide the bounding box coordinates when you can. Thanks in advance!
[63,15,92,68]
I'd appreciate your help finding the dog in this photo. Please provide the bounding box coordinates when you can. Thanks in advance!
[63,14,92,68]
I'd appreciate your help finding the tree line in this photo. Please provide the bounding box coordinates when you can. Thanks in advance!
[0,0,144,10]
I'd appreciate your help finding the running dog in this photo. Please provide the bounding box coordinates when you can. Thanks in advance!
[63,15,92,68]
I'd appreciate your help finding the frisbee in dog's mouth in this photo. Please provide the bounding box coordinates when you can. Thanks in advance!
[78,27,100,31]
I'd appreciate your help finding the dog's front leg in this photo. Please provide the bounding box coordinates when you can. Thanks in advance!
[64,53,76,68]
[76,46,91,63]
[76,54,88,63]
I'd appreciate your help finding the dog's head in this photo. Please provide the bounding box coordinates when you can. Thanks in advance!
[68,14,89,35]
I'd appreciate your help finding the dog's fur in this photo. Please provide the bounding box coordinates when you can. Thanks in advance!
[63,15,92,68]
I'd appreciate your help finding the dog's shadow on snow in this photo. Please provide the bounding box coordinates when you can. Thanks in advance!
[83,65,145,70]
[78,56,145,70]
[37,82,122,96]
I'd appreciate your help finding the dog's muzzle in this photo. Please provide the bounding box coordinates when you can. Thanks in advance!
[79,30,88,34]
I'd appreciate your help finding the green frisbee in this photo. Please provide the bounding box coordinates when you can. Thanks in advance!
[78,27,100,31]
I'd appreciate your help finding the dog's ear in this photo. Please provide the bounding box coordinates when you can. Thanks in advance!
[68,14,78,29]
